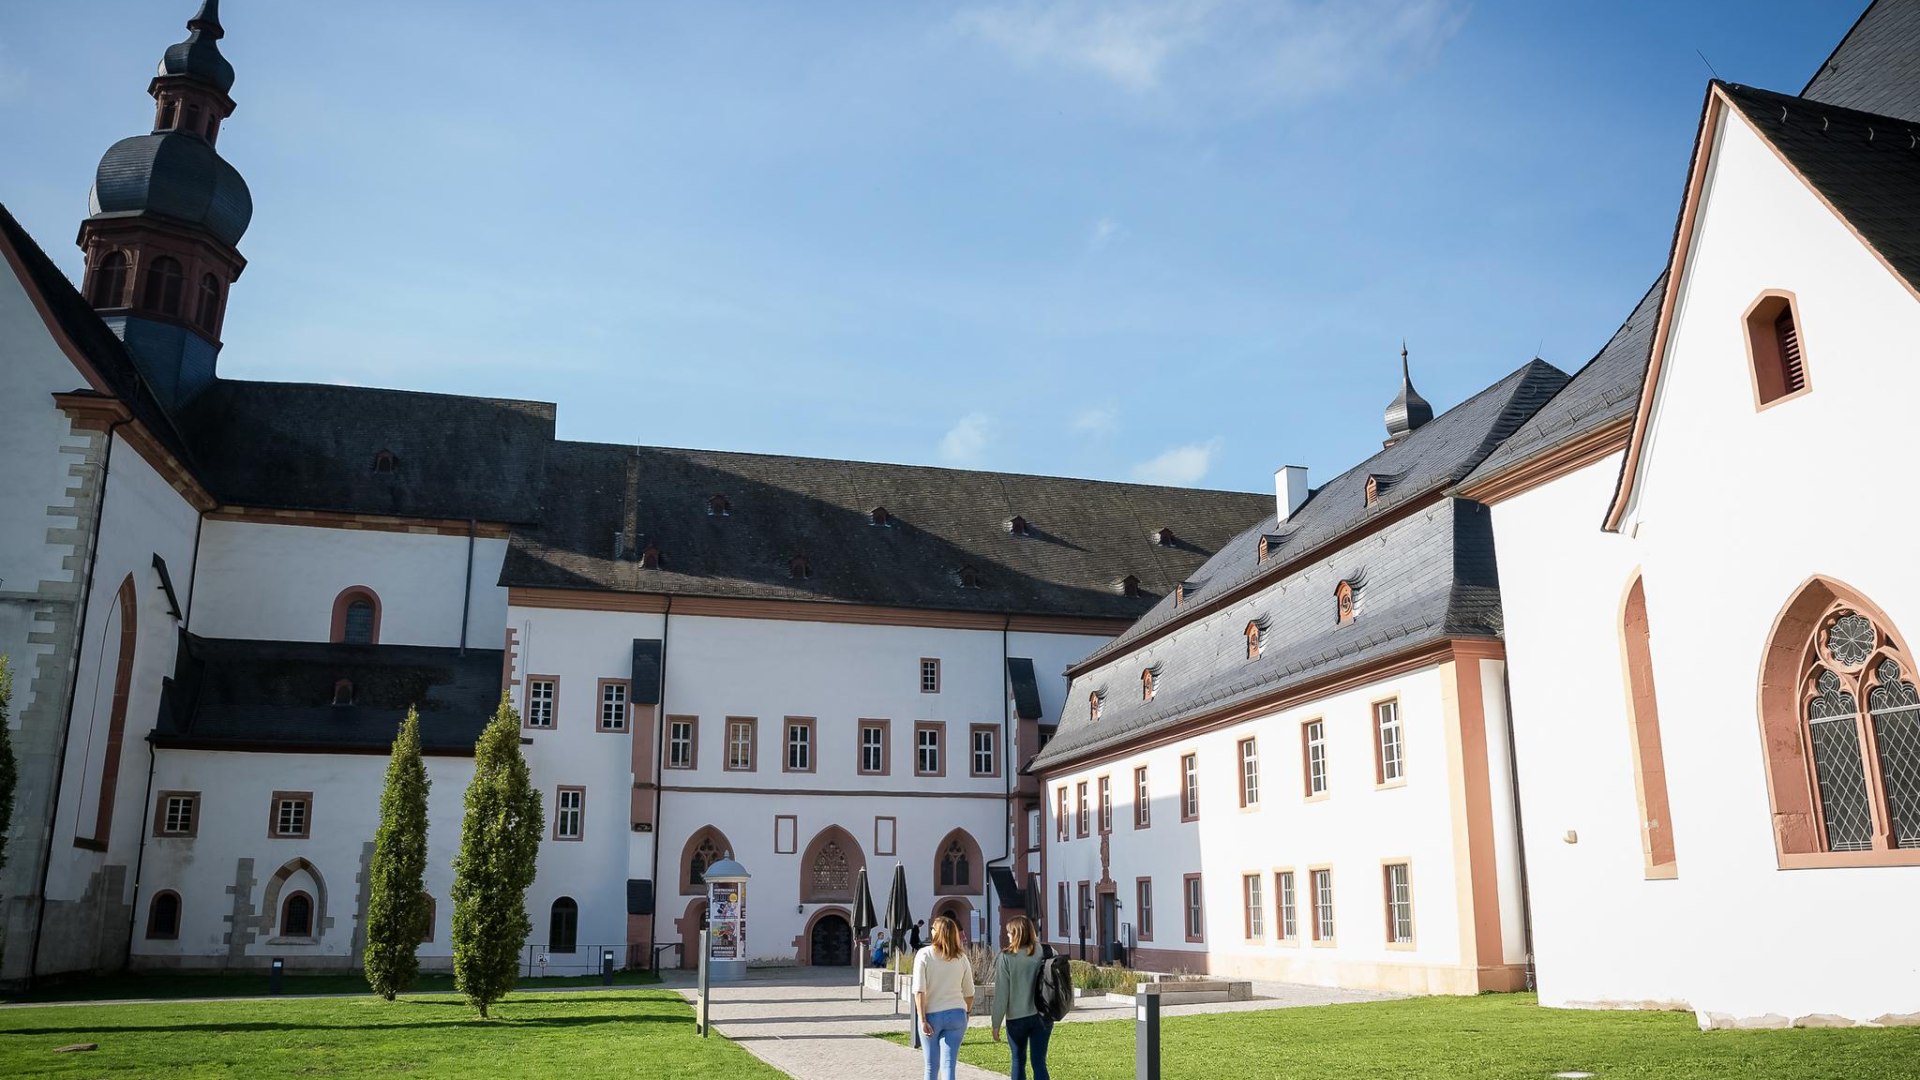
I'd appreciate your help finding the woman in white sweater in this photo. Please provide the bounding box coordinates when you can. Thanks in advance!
[912,916,975,1080]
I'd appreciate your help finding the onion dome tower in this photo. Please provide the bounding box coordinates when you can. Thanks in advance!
[1383,341,1433,448]
[76,0,251,405]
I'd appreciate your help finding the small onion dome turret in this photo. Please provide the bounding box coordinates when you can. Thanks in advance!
[1384,341,1433,443]
[158,0,234,93]
[89,132,253,247]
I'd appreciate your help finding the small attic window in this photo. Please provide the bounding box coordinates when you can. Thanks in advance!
[707,494,731,516]
[1173,583,1184,607]
[789,554,812,580]
[1154,528,1177,547]
[870,507,893,527]
[1336,580,1356,625]
[1245,621,1262,660]
[1089,692,1102,723]
[332,679,354,707]
[1120,575,1142,597]
[1257,535,1271,562]
[1141,668,1156,702]
[1745,292,1810,406]
[1365,476,1380,506]
[371,450,398,474]
[958,565,981,589]
[1008,516,1031,537]
[639,544,661,570]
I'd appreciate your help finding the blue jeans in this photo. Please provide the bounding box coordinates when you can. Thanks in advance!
[922,1007,967,1080]
[1006,1013,1052,1080]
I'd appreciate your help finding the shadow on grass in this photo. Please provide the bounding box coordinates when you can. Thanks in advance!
[4,1013,688,1037]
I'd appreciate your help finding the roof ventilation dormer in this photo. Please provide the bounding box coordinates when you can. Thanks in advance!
[1119,574,1142,597]
[1008,515,1032,537]
[639,544,661,570]
[788,554,812,580]
[1257,533,1289,563]
[707,494,731,516]
[957,565,982,589]
[1384,341,1433,448]
[1154,527,1177,547]
[371,449,398,474]
[870,506,893,527]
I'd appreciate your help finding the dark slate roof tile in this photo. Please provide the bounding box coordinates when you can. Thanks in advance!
[1803,0,1920,124]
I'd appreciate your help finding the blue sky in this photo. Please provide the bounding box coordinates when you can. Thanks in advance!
[0,1,1860,491]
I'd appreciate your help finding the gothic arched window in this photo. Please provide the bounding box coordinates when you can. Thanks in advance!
[196,273,221,329]
[1760,582,1920,864]
[811,841,849,897]
[940,840,969,889]
[91,251,128,307]
[142,255,185,316]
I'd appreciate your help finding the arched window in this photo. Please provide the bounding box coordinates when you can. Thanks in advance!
[941,841,969,889]
[870,507,892,527]
[282,891,315,937]
[800,826,864,903]
[184,103,203,136]
[1621,575,1677,877]
[959,565,980,589]
[330,587,381,645]
[142,256,185,316]
[332,679,354,706]
[681,826,734,894]
[90,251,128,307]
[1089,692,1101,723]
[1245,621,1262,660]
[1745,291,1810,407]
[146,891,181,940]
[933,828,982,895]
[1141,669,1155,702]
[1759,579,1920,865]
[195,273,220,329]
[160,99,181,130]
[549,897,579,953]
[1336,581,1355,624]
[789,554,812,580]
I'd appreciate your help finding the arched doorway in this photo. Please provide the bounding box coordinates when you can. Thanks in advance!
[675,898,709,969]
[933,899,974,943]
[809,912,853,967]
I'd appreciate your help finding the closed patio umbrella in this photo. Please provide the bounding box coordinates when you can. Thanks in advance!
[853,867,879,999]
[1023,874,1045,938]
[881,863,916,1039]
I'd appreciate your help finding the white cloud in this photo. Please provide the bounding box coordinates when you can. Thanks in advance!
[1089,217,1124,250]
[1072,403,1119,435]
[1132,437,1222,486]
[939,412,997,466]
[953,0,1465,104]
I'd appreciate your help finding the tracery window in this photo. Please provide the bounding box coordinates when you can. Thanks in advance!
[689,834,720,888]
[940,840,970,889]
[811,840,850,897]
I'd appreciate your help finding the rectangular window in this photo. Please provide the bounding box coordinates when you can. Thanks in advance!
[1385,863,1414,945]
[1076,781,1089,838]
[270,791,311,839]
[1056,786,1070,842]
[1184,874,1205,942]
[597,679,629,732]
[920,657,941,693]
[1375,699,1404,784]
[1057,882,1069,931]
[1098,776,1113,833]
[554,787,584,841]
[1239,737,1260,807]
[1277,871,1297,941]
[970,724,998,778]
[726,717,757,772]
[1244,874,1265,939]
[1136,877,1154,941]
[915,722,945,776]
[1312,868,1335,942]
[1134,766,1150,828]
[859,720,890,775]
[1304,720,1327,796]
[1181,752,1200,821]
[784,717,815,773]
[156,791,199,837]
[667,717,697,769]
[525,677,557,729]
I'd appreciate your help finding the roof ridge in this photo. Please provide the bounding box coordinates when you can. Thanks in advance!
[216,377,559,414]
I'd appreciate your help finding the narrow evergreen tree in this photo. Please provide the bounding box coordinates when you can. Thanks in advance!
[364,707,431,1000]
[0,657,17,876]
[451,694,542,1018]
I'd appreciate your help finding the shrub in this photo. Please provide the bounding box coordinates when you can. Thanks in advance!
[1069,960,1141,995]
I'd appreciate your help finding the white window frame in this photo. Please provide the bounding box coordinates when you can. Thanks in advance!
[1312,868,1335,941]
[1240,737,1260,806]
[1135,766,1150,827]
[1305,720,1328,796]
[919,657,941,693]
[1245,874,1265,939]
[1182,753,1199,819]
[861,724,886,774]
[1377,700,1404,783]
[727,719,755,771]
[971,727,995,777]
[786,720,812,772]
[599,680,629,732]
[668,720,694,769]
[526,678,556,729]
[276,798,307,837]
[555,787,584,841]
[1386,862,1414,944]
[916,725,941,775]
[1278,871,1297,940]
[162,794,196,836]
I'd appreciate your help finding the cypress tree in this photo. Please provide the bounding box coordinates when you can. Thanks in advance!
[0,657,17,876]
[451,694,543,1018]
[364,707,431,1000]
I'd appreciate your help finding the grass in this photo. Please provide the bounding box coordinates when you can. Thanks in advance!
[0,988,783,1079]
[885,993,1920,1080]
[6,967,660,1004]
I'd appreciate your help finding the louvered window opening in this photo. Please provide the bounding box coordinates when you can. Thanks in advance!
[1776,308,1806,394]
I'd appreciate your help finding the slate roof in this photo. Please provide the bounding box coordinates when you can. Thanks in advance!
[1803,0,1920,123]
[502,442,1273,620]
[1460,274,1664,492]
[1068,359,1569,674]
[90,133,253,248]
[178,380,555,522]
[1720,82,1920,293]
[152,635,501,754]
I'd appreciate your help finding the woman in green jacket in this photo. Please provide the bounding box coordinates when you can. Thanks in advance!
[990,916,1052,1080]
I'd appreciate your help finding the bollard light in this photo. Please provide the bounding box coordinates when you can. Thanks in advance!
[270,957,284,996]
[1135,985,1161,1080]
[602,949,615,986]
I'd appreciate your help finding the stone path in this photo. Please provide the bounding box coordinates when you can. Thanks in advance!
[660,966,1402,1080]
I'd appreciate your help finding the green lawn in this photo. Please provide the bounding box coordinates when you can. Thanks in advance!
[7,968,659,1004]
[888,993,1920,1080]
[0,988,782,1079]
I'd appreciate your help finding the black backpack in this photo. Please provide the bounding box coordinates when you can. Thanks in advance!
[1033,944,1074,1021]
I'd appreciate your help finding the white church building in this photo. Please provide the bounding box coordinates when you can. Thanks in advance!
[1,0,1914,1034]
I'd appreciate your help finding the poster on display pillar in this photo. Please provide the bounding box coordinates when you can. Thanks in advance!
[708,881,745,961]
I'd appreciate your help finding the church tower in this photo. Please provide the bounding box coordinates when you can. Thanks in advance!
[76,0,251,405]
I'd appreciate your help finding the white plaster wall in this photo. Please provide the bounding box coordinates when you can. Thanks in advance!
[47,434,201,903]
[1044,664,1503,993]
[192,521,507,649]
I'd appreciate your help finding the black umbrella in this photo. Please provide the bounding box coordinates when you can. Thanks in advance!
[1023,874,1045,937]
[881,863,916,1038]
[853,867,879,999]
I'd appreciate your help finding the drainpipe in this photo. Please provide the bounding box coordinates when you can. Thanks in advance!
[644,597,672,967]
[981,617,1014,940]
[27,415,131,988]
[458,519,476,656]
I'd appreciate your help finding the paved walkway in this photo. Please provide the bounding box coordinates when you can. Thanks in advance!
[660,965,1401,1080]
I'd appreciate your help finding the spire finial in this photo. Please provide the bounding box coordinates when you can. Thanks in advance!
[1383,339,1433,446]
[1401,339,1410,381]
[188,0,225,38]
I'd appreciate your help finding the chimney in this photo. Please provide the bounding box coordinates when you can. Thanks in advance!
[1275,466,1309,522]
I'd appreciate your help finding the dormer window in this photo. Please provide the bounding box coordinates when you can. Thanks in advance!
[1141,668,1156,702]
[958,565,981,589]
[371,449,398,474]
[1257,535,1271,562]
[1365,476,1380,506]
[1090,692,1103,723]
[639,544,661,570]
[1174,583,1185,607]
[789,554,812,580]
[1120,575,1142,597]
[707,494,731,516]
[1154,528,1177,547]
[332,679,354,707]
[1008,516,1031,538]
[870,507,893,527]
[1745,291,1810,407]
[1245,621,1262,659]
[1336,581,1356,625]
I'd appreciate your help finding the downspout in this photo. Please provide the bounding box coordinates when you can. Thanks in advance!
[458,519,476,656]
[982,617,1013,937]
[123,507,205,970]
[27,414,131,987]
[1498,663,1538,989]
[645,597,672,967]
